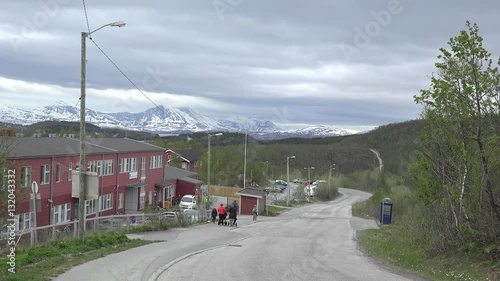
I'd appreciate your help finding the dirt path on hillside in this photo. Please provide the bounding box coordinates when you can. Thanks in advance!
[370,149,383,170]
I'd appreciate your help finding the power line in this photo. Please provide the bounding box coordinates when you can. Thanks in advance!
[80,1,168,116]
[82,0,92,37]
[89,38,163,110]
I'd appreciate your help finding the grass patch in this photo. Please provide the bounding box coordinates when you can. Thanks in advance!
[0,232,155,281]
[357,223,500,281]
[262,205,288,216]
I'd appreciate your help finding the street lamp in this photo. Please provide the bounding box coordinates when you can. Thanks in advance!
[207,132,223,196]
[286,155,295,206]
[304,166,315,184]
[79,21,125,242]
[328,164,335,199]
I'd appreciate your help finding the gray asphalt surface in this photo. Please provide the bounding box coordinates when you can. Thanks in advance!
[55,188,422,281]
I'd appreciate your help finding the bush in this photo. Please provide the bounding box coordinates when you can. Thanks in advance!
[315,183,338,201]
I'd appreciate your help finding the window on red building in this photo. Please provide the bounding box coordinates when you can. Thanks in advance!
[56,164,61,183]
[21,166,32,188]
[41,164,50,184]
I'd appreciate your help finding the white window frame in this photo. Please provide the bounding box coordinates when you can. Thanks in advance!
[68,162,72,181]
[118,193,124,209]
[85,199,97,216]
[150,155,163,169]
[119,158,137,173]
[131,158,137,172]
[41,164,50,185]
[15,212,32,231]
[139,180,146,210]
[103,159,114,176]
[139,193,146,210]
[21,166,32,188]
[53,203,71,224]
[88,160,103,176]
[99,194,113,211]
[56,163,61,183]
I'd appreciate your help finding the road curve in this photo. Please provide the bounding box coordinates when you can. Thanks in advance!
[56,188,420,281]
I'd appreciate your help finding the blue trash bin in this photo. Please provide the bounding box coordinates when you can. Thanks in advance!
[380,198,393,224]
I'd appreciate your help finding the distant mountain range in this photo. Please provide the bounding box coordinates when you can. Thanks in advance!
[0,101,352,140]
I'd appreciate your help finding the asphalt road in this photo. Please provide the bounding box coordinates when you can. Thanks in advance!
[56,188,422,281]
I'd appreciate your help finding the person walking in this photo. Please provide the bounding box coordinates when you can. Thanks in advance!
[217,204,226,225]
[228,205,237,226]
[211,207,217,223]
[252,205,258,222]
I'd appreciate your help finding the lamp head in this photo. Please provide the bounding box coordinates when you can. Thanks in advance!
[214,132,223,136]
[110,21,126,27]
[290,155,296,159]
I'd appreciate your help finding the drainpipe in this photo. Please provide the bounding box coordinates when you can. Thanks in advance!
[99,153,104,217]
[115,152,120,214]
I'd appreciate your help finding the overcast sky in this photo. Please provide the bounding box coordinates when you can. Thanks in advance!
[1,1,499,132]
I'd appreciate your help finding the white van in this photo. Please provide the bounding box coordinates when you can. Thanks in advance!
[179,195,197,209]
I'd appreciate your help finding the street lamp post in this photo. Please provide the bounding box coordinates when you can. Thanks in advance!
[79,21,125,242]
[264,161,269,181]
[207,132,223,196]
[286,155,295,206]
[328,164,335,199]
[304,166,315,184]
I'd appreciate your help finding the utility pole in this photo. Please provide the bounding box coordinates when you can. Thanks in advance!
[328,164,335,199]
[286,155,295,206]
[78,31,87,243]
[78,21,125,243]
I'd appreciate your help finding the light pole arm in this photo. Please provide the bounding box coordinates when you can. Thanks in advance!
[88,24,111,36]
[88,21,126,36]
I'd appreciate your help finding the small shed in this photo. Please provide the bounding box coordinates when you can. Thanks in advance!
[235,188,267,215]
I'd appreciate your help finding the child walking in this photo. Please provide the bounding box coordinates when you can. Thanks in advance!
[252,205,258,222]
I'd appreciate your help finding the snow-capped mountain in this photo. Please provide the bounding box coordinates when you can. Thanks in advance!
[106,106,219,132]
[216,116,282,132]
[0,101,352,139]
[251,125,351,140]
[0,104,49,125]
[31,101,120,128]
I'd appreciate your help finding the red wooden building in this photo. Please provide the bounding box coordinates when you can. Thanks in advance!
[3,137,167,231]
[155,166,202,208]
[165,149,201,171]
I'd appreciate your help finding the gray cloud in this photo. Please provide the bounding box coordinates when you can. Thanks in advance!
[1,0,499,132]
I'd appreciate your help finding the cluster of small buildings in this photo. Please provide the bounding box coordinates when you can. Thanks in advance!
[1,136,203,232]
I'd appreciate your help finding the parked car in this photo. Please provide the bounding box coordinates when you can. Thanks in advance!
[179,195,197,209]
[275,180,287,186]
[304,185,317,197]
[264,185,283,193]
[313,180,327,185]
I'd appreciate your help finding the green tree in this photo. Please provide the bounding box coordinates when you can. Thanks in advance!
[413,21,500,249]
